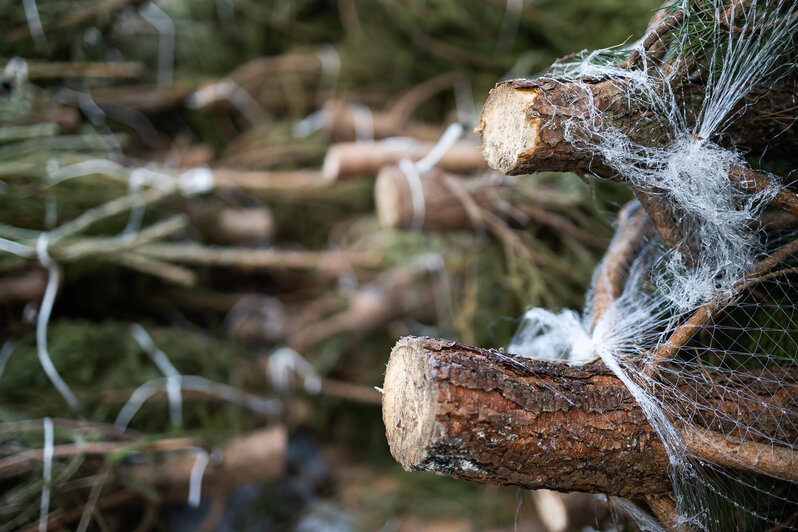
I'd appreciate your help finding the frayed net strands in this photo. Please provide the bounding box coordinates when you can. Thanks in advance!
[506,0,798,530]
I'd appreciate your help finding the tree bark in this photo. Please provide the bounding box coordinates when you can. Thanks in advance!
[382,336,672,499]
[382,336,798,499]
[476,77,798,178]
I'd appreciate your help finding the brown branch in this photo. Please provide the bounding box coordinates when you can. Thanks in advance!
[285,260,435,352]
[321,99,442,142]
[134,243,382,276]
[623,8,686,70]
[728,166,798,218]
[323,140,486,181]
[126,427,286,500]
[681,425,798,482]
[0,438,196,480]
[590,203,654,327]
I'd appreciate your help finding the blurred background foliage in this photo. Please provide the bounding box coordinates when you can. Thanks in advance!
[0,0,657,530]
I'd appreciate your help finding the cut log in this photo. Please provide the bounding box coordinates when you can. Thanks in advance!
[477,78,798,177]
[375,166,608,251]
[383,336,671,498]
[382,336,798,498]
[375,167,478,231]
[322,139,487,181]
[216,207,275,245]
[211,169,326,193]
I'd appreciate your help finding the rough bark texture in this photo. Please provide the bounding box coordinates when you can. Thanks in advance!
[477,77,798,177]
[382,336,672,498]
[383,336,798,499]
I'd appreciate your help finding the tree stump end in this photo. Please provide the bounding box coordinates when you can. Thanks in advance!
[382,337,438,470]
[477,82,540,175]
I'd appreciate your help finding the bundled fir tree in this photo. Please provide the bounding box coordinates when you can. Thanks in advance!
[384,1,798,530]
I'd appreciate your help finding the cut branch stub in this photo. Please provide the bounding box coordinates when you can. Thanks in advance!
[382,336,672,498]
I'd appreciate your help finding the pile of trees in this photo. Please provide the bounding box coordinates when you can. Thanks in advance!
[0,0,663,529]
[383,1,798,530]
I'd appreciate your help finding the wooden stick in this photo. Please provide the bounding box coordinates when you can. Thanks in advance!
[322,140,486,181]
[134,243,383,274]
[211,168,326,193]
[214,207,275,245]
[21,61,143,80]
[375,167,479,231]
[376,167,594,234]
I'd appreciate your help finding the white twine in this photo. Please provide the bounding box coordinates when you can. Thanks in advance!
[609,497,666,532]
[187,448,210,508]
[186,79,267,125]
[130,324,183,428]
[3,57,29,85]
[114,380,159,430]
[399,159,426,231]
[267,347,322,394]
[124,165,214,232]
[114,375,281,430]
[36,233,79,411]
[0,237,33,257]
[140,2,175,86]
[39,417,54,532]
[178,167,215,196]
[350,103,375,143]
[47,159,130,186]
[122,168,151,235]
[22,0,47,48]
[396,122,465,230]
[292,109,329,138]
[73,91,123,155]
[416,122,463,173]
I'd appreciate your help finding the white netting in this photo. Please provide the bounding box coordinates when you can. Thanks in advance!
[509,1,798,530]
